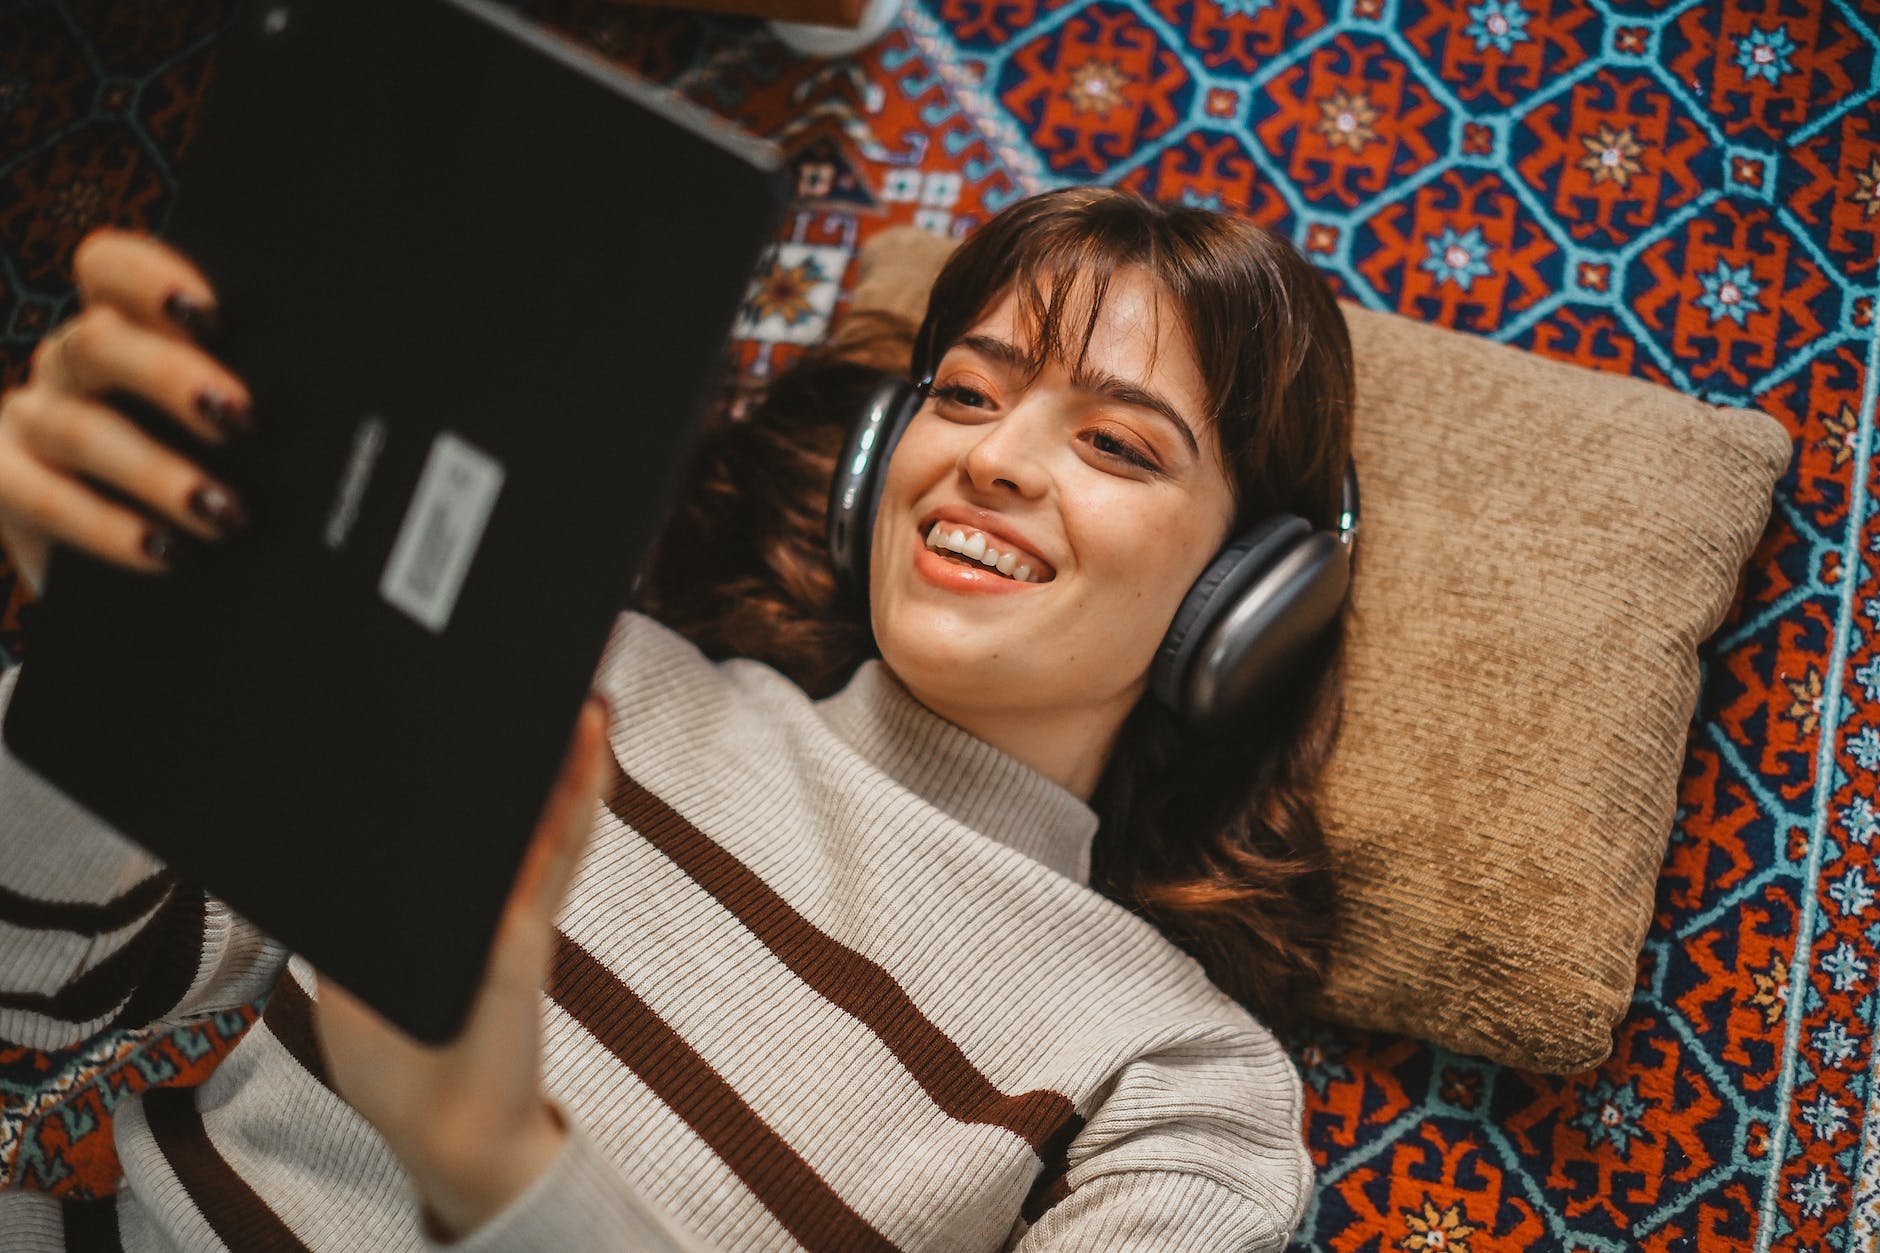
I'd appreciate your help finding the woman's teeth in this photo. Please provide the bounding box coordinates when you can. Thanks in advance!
[925,522,1044,582]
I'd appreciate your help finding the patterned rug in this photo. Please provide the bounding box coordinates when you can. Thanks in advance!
[1,0,1876,1248]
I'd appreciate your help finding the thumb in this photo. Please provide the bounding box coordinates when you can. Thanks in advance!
[511,694,611,928]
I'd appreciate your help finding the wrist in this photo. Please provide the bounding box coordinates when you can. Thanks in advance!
[410,1100,567,1243]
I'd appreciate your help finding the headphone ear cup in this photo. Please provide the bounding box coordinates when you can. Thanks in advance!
[1151,515,1310,714]
[1181,532,1350,726]
[827,377,923,593]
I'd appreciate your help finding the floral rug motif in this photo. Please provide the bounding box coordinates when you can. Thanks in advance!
[2,0,1877,1248]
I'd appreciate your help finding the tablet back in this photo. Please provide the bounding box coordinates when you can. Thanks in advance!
[2,0,787,1042]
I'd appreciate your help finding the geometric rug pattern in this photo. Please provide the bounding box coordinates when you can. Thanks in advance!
[1,0,1877,1248]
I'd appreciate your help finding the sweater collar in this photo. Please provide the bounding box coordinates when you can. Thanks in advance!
[815,662,1100,884]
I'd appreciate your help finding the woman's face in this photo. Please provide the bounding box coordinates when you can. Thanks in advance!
[869,268,1238,726]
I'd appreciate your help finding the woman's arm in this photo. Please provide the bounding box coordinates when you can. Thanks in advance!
[1006,1026,1316,1253]
[308,694,714,1252]
[411,1118,720,1252]
[0,665,288,1050]
[1011,1169,1301,1252]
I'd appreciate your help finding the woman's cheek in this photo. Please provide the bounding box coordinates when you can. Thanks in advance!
[886,419,960,505]
[1097,492,1209,629]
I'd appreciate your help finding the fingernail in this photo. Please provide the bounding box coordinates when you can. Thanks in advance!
[163,291,221,341]
[196,387,250,437]
[188,484,247,536]
[142,525,185,567]
[588,691,613,723]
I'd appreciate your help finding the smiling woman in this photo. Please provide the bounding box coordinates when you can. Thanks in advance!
[1,188,1354,1251]
[647,186,1356,1024]
[874,269,1243,799]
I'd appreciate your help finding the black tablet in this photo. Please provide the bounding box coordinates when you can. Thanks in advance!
[2,0,786,1042]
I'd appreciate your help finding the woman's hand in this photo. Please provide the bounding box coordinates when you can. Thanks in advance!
[313,694,612,1241]
[0,229,251,592]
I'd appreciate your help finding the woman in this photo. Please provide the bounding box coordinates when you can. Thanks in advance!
[0,187,1353,1250]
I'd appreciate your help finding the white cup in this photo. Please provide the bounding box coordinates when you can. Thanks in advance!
[770,0,902,58]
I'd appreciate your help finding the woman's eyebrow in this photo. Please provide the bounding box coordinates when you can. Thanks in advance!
[955,334,1201,457]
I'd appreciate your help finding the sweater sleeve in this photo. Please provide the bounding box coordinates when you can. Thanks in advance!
[427,1104,716,1253]
[1008,1024,1316,1253]
[0,664,288,1051]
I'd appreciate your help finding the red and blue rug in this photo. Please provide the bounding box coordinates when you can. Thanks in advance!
[2,0,1877,1247]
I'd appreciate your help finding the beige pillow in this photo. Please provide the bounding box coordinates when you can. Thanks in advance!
[841,226,1789,1074]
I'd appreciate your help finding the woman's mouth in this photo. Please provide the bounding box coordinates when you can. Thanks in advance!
[923,522,1052,583]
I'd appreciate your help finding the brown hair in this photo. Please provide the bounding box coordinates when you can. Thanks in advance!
[639,188,1355,1030]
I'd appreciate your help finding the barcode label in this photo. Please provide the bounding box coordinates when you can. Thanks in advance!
[379,432,505,634]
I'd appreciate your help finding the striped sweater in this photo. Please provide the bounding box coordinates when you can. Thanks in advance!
[0,613,1314,1251]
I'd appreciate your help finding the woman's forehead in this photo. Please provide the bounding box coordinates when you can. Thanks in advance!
[954,269,1212,420]
[963,269,1200,379]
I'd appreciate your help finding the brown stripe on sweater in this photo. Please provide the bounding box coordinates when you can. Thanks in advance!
[609,767,1080,1158]
[1019,1113,1084,1225]
[1019,1170,1073,1227]
[0,872,171,935]
[108,886,206,1032]
[59,1195,123,1253]
[259,972,330,1090]
[550,931,901,1253]
[144,1086,311,1253]
[0,886,204,1026]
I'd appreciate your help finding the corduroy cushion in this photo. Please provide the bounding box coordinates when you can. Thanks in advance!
[840,226,1790,1073]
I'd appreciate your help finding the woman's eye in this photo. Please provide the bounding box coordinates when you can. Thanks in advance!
[1088,430,1159,473]
[932,382,992,411]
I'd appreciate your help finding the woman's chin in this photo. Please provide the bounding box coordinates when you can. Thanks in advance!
[874,624,1137,716]
[877,628,1021,690]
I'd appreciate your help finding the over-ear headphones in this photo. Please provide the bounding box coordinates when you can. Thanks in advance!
[826,372,1360,728]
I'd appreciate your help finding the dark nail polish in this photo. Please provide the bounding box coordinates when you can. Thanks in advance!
[188,484,246,536]
[142,526,179,565]
[197,387,250,437]
[163,291,221,341]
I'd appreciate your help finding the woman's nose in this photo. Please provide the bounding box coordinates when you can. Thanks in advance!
[961,400,1051,498]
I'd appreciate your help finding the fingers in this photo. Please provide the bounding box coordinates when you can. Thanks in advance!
[3,388,246,544]
[541,696,612,899]
[512,696,612,926]
[72,228,220,338]
[53,305,250,443]
[0,229,250,587]
[0,435,179,572]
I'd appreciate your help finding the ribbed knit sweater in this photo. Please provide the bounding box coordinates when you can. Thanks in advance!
[0,612,1313,1251]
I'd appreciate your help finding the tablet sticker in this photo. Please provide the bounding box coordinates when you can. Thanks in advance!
[379,432,505,634]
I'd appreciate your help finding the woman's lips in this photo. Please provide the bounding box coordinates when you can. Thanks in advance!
[922,521,1049,582]
[921,511,1060,575]
[911,531,1044,595]
[918,509,1056,580]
